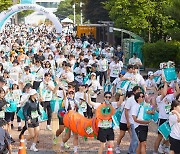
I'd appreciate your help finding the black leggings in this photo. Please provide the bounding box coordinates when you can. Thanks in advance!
[100,71,107,86]
[10,107,21,123]
[41,101,52,125]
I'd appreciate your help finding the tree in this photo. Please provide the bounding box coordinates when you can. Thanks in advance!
[83,0,110,24]
[0,0,13,12]
[167,0,180,41]
[55,0,74,19]
[105,0,175,42]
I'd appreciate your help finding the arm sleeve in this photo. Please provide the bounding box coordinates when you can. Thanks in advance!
[37,102,41,115]
[23,102,30,121]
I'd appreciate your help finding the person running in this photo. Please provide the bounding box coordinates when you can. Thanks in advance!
[118,86,141,154]
[60,87,79,154]
[132,92,152,154]
[39,73,55,131]
[52,82,70,149]
[23,89,41,152]
[19,83,33,139]
[87,91,117,154]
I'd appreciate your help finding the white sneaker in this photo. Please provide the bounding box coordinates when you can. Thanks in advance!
[30,145,39,152]
[46,125,52,131]
[115,146,121,153]
[158,144,165,153]
[164,147,170,154]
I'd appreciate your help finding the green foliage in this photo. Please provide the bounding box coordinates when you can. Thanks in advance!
[142,40,180,68]
[105,0,175,42]
[0,0,13,12]
[83,0,110,24]
[168,0,180,21]
[18,10,34,22]
[55,0,73,18]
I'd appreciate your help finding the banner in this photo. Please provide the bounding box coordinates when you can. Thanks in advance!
[0,4,62,33]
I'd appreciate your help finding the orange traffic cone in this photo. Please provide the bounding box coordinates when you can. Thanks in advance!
[18,135,26,154]
[107,145,113,154]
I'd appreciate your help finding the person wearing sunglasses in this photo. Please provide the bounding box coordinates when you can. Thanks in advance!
[39,73,55,131]
[132,92,151,154]
[87,91,123,154]
[60,88,79,154]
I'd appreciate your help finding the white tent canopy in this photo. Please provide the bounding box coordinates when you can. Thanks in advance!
[61,17,73,24]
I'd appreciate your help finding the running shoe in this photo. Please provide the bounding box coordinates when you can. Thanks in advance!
[64,142,70,149]
[53,137,58,145]
[30,145,38,152]
[164,147,170,154]
[115,146,121,153]
[158,144,165,153]
[46,125,52,131]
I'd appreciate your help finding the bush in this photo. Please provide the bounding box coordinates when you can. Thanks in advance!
[142,40,180,68]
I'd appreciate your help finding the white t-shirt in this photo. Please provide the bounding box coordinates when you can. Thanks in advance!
[134,73,145,87]
[131,102,148,128]
[98,59,108,72]
[74,67,86,76]
[87,80,102,98]
[120,96,137,124]
[109,61,123,78]
[75,92,88,103]
[31,66,44,82]
[39,80,55,101]
[123,72,134,79]
[20,73,35,85]
[56,90,64,99]
[156,94,175,119]
[129,57,142,65]
[169,114,180,140]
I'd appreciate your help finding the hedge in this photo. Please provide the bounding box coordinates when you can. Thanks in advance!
[142,40,180,68]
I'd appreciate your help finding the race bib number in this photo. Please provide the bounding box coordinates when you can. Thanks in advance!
[112,69,119,75]
[80,101,87,112]
[85,126,93,135]
[165,105,171,114]
[102,64,107,70]
[31,111,39,119]
[0,110,5,118]
[98,120,112,128]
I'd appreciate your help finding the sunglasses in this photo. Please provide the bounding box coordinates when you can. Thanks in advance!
[105,96,111,99]
[140,95,144,98]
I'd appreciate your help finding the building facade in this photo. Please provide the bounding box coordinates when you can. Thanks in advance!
[35,0,63,12]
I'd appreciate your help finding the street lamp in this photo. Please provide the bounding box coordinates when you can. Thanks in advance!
[80,2,83,25]
[72,3,76,25]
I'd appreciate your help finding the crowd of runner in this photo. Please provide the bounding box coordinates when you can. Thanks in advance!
[0,24,179,154]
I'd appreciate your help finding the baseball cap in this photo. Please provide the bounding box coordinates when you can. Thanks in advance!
[167,87,174,94]
[91,72,96,76]
[148,71,154,76]
[29,89,38,96]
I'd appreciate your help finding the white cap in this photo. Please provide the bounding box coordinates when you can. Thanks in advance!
[91,72,96,76]
[29,89,38,96]
[148,71,154,76]
[12,81,18,85]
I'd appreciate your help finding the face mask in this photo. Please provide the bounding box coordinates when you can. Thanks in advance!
[105,100,110,104]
